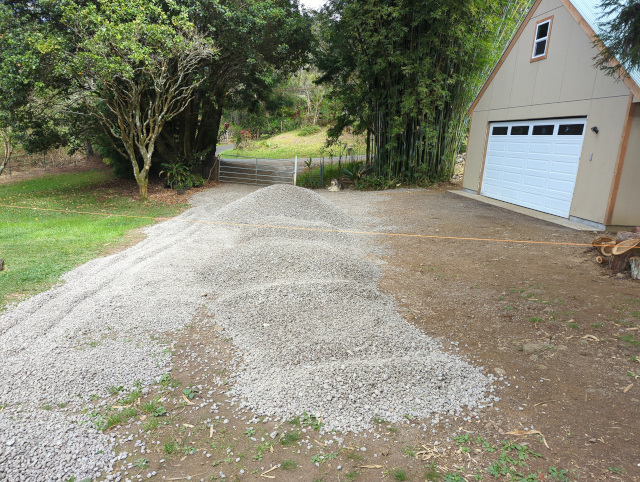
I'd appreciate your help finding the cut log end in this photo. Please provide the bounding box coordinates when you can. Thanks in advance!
[631,257,640,280]
[596,256,606,264]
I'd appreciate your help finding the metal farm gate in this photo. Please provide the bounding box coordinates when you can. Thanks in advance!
[218,155,298,185]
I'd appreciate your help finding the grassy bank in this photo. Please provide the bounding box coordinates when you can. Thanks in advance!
[0,170,187,309]
[221,127,365,159]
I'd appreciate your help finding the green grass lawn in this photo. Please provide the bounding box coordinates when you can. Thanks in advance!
[221,127,365,159]
[0,170,186,310]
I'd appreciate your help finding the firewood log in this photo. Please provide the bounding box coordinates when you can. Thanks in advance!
[630,257,640,280]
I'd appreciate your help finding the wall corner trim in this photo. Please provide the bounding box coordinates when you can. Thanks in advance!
[604,92,635,226]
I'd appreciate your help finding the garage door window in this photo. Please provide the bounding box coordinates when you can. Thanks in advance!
[492,126,508,135]
[532,125,554,135]
[558,124,584,135]
[510,126,530,135]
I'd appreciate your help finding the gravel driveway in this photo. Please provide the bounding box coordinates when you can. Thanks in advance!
[0,184,494,481]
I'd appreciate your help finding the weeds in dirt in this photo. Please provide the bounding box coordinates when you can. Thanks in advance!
[345,470,359,481]
[42,404,52,410]
[568,322,580,329]
[107,385,124,395]
[182,388,198,399]
[160,374,180,390]
[372,416,388,424]
[289,411,322,430]
[253,441,273,461]
[619,334,640,347]
[529,317,542,323]
[311,452,337,464]
[134,457,149,469]
[163,441,177,454]
[392,468,408,481]
[280,431,301,445]
[424,464,441,481]
[403,445,418,458]
[346,450,364,461]
[608,466,625,475]
[244,428,256,437]
[281,459,297,470]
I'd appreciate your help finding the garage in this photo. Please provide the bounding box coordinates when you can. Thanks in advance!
[480,118,587,218]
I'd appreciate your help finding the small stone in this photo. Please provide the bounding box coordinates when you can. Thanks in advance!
[522,343,545,354]
[337,466,342,470]
[235,457,240,462]
[270,431,279,439]
[494,368,506,376]
[529,354,538,361]
[360,447,366,452]
[589,438,597,443]
[6,439,15,446]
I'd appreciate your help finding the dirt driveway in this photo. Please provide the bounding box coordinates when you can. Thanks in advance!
[35,184,639,482]
[376,187,640,481]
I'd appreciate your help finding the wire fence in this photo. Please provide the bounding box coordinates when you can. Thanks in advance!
[3,149,87,177]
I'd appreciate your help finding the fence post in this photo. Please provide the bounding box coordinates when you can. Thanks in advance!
[293,155,297,186]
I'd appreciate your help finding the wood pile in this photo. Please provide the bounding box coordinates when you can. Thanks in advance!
[592,227,640,279]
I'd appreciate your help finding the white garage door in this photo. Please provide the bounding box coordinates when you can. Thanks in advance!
[480,118,587,218]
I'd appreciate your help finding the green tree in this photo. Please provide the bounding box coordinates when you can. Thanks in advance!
[316,0,531,184]
[154,0,313,167]
[61,0,216,200]
[593,0,640,79]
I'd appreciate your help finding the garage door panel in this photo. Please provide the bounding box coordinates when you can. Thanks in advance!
[508,142,528,153]
[482,183,501,196]
[547,178,575,195]
[520,191,544,207]
[484,168,503,181]
[500,187,521,201]
[528,143,552,154]
[544,197,572,215]
[504,156,526,168]
[526,158,550,172]
[523,174,546,189]
[481,118,585,218]
[488,141,507,152]
[553,142,582,156]
[550,160,578,175]
[486,154,505,166]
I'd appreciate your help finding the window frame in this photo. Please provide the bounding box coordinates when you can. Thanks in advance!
[530,16,553,62]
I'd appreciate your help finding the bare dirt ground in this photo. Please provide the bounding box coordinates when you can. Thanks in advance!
[92,184,639,482]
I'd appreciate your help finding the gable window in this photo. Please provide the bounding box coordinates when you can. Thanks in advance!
[531,17,553,62]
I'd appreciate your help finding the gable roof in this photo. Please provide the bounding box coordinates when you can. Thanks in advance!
[467,0,640,116]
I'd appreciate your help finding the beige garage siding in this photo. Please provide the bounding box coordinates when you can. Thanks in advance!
[464,0,631,224]
[611,107,640,226]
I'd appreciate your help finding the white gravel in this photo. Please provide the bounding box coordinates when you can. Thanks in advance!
[0,183,494,480]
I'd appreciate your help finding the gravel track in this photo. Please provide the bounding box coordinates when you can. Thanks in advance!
[0,184,494,480]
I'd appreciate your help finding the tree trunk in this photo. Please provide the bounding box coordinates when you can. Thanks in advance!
[137,176,149,201]
[609,251,633,273]
[366,129,371,164]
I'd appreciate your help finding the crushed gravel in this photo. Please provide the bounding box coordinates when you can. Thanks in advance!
[0,183,494,480]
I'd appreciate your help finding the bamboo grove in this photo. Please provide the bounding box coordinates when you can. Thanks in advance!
[317,0,534,184]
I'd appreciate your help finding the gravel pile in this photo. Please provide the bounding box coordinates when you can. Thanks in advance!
[0,183,494,478]
[202,185,495,432]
